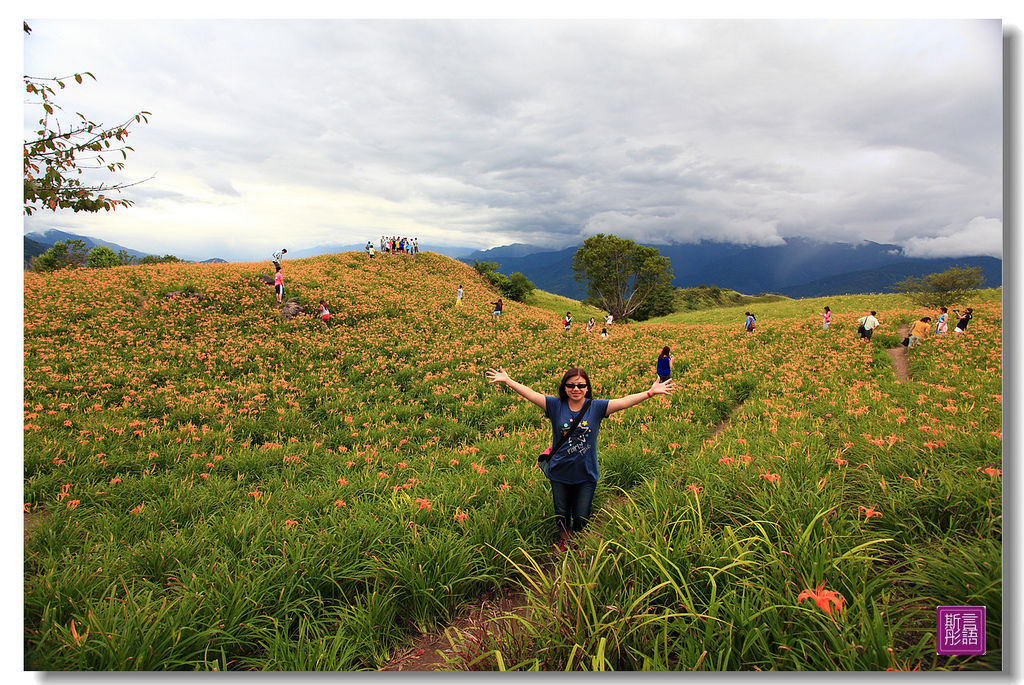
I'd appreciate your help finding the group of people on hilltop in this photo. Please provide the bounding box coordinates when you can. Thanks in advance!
[842,305,975,347]
[737,303,976,348]
[367,236,419,257]
[567,312,614,338]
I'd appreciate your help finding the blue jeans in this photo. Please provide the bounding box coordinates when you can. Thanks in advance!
[549,480,597,533]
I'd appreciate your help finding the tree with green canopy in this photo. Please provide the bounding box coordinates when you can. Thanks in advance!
[571,234,674,321]
[893,266,985,308]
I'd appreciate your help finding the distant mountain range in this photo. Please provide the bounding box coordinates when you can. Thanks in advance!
[461,239,1002,300]
[24,229,1001,300]
[24,229,158,269]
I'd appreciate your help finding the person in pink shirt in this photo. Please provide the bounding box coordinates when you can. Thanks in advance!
[822,306,832,330]
[274,267,284,303]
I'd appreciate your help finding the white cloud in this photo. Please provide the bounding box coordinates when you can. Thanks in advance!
[901,216,1003,259]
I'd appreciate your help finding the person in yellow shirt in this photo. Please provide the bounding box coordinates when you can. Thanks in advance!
[908,316,932,348]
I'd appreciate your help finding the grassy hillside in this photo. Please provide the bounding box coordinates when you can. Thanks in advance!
[523,289,607,324]
[23,252,1002,671]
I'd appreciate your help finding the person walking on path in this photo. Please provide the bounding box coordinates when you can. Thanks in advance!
[272,248,287,270]
[586,317,596,333]
[563,311,573,331]
[908,317,931,348]
[935,307,949,335]
[744,312,756,336]
[857,311,881,341]
[491,298,503,319]
[656,346,673,382]
[953,307,973,334]
[455,285,463,308]
[274,267,284,304]
[822,306,832,330]
[485,366,676,551]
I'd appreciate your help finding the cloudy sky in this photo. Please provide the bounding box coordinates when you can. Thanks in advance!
[21,17,1004,261]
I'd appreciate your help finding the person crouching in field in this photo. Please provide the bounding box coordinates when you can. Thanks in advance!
[318,299,331,324]
[908,316,931,347]
[486,366,676,552]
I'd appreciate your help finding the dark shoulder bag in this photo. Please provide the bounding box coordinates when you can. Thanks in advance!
[538,399,593,469]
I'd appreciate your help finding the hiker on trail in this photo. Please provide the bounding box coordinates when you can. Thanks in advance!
[606,313,614,326]
[456,285,463,308]
[272,249,287,270]
[656,346,673,382]
[318,299,331,323]
[953,307,973,334]
[744,312,756,335]
[491,298,503,319]
[365,242,375,258]
[586,317,596,333]
[563,311,573,331]
[413,238,419,255]
[935,307,949,335]
[822,306,832,330]
[274,266,284,304]
[485,366,676,552]
[908,317,932,348]
[857,311,881,341]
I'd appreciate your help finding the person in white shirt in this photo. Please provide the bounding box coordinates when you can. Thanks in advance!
[272,248,287,269]
[605,314,614,326]
[856,310,881,341]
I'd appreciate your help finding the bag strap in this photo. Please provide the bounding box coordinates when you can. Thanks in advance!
[551,399,592,454]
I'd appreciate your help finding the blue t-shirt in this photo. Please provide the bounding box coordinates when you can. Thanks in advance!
[656,356,671,377]
[544,396,610,484]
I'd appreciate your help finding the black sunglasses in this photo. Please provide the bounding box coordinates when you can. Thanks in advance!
[565,383,588,389]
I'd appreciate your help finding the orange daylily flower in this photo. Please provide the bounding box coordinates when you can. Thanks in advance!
[797,582,845,616]
[858,505,882,521]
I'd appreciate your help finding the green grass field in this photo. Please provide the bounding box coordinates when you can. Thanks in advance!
[23,253,1001,671]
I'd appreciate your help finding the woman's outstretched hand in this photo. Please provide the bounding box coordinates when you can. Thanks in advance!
[486,367,510,385]
[650,377,677,396]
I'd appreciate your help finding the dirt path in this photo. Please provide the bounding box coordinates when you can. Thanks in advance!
[380,583,535,671]
[24,509,46,545]
[886,325,911,383]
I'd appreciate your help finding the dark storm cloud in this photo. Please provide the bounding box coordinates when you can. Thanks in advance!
[22,19,1002,257]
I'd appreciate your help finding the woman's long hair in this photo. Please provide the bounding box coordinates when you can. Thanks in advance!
[558,368,593,401]
[659,346,670,359]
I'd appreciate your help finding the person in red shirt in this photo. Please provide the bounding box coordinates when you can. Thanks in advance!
[274,267,284,303]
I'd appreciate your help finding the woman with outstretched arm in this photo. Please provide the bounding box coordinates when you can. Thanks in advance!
[486,366,676,552]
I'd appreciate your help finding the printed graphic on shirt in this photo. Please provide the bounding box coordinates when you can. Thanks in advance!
[559,419,593,457]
